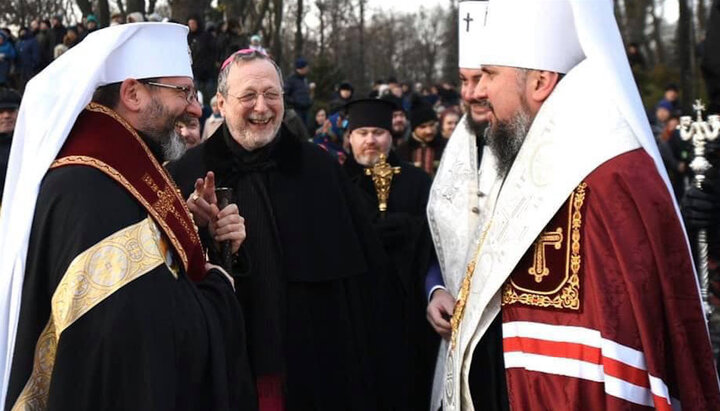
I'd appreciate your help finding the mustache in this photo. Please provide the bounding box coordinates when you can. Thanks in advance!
[465,99,491,109]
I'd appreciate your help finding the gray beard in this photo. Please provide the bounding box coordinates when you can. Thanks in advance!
[162,130,187,161]
[484,108,532,178]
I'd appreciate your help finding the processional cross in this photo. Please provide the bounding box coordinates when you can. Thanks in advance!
[365,153,401,213]
[677,99,720,318]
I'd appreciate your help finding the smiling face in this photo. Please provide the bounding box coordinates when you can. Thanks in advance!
[218,59,284,151]
[349,126,392,166]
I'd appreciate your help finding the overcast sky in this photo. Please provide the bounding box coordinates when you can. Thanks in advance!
[365,0,446,14]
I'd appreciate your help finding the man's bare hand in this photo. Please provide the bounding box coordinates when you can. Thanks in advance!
[210,204,246,254]
[427,288,455,341]
[187,171,219,227]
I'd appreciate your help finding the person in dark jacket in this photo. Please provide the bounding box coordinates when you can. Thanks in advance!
[283,57,312,129]
[16,27,40,91]
[343,98,439,411]
[0,31,16,87]
[0,88,20,201]
[187,16,219,104]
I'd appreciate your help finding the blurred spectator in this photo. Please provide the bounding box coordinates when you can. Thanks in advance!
[330,81,354,108]
[652,99,674,137]
[284,57,312,128]
[310,107,328,134]
[110,13,124,26]
[126,12,144,23]
[217,21,246,68]
[187,16,218,105]
[439,108,460,140]
[32,19,52,69]
[85,15,99,35]
[249,34,267,54]
[202,95,224,140]
[626,42,645,70]
[175,116,203,149]
[49,15,66,47]
[659,83,680,113]
[438,81,460,108]
[0,88,20,198]
[397,98,443,176]
[369,78,385,98]
[16,27,40,91]
[0,31,16,87]
[381,95,410,147]
[53,28,78,59]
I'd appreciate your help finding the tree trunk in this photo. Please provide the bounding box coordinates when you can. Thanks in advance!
[125,0,145,14]
[98,0,110,27]
[358,0,366,90]
[117,0,126,17]
[317,1,326,57]
[650,0,666,65]
[698,0,708,35]
[75,0,93,16]
[250,0,271,37]
[677,0,697,111]
[148,0,156,14]
[271,0,283,64]
[171,0,210,23]
[295,0,304,59]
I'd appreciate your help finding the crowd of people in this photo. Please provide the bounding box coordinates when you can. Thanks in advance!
[0,0,720,410]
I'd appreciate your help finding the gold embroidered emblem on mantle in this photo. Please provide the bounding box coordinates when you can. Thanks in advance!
[502,183,587,311]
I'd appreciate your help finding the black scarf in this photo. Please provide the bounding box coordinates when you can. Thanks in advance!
[217,127,286,377]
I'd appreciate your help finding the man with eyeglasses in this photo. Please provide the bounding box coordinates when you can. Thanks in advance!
[169,49,404,410]
[0,23,256,409]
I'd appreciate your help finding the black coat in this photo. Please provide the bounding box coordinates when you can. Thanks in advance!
[343,152,439,410]
[168,125,405,410]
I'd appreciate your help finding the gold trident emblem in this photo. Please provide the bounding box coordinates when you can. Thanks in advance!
[528,228,563,283]
[365,153,401,212]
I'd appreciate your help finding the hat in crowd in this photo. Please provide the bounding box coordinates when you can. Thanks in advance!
[251,34,261,43]
[346,99,395,132]
[295,57,308,69]
[656,100,673,112]
[380,94,404,112]
[410,99,438,130]
[665,83,679,92]
[86,14,98,24]
[458,0,489,69]
[0,89,21,110]
[339,82,354,92]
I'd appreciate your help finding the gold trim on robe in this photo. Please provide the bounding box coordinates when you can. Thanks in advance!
[12,217,167,411]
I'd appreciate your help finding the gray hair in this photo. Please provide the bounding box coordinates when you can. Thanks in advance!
[217,50,284,96]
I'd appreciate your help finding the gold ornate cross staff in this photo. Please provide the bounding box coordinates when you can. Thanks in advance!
[365,153,401,213]
[678,99,720,318]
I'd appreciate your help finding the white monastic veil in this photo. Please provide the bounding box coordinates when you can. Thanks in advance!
[0,23,192,405]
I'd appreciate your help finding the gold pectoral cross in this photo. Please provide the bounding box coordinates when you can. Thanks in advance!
[528,228,563,283]
[365,153,401,212]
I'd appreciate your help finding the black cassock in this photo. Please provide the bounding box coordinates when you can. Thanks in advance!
[168,125,405,410]
[5,165,256,410]
[343,151,439,411]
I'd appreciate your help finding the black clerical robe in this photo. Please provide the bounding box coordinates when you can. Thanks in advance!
[5,105,256,410]
[168,125,404,410]
[343,151,439,410]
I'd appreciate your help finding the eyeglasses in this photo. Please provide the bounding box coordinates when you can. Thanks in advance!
[141,81,198,104]
[227,90,283,107]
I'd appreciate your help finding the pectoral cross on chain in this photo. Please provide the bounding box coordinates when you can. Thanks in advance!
[464,13,473,32]
[528,228,563,283]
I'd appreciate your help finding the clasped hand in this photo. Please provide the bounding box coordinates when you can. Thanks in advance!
[186,171,246,254]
